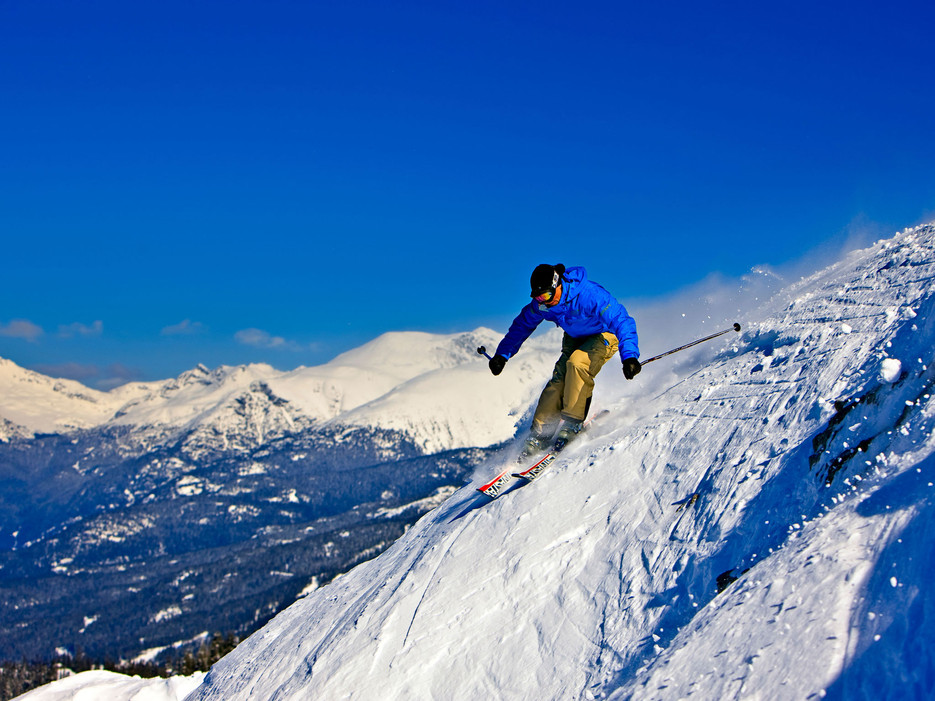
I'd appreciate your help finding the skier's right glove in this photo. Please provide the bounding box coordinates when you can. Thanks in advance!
[489,355,507,376]
[622,357,641,380]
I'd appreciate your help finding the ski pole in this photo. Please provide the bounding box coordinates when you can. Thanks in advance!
[478,322,741,365]
[640,322,741,366]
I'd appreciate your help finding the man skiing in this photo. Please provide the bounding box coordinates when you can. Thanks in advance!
[488,263,641,455]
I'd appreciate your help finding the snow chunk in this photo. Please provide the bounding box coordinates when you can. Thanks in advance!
[880,358,902,383]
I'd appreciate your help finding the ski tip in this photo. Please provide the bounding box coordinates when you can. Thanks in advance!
[477,469,513,498]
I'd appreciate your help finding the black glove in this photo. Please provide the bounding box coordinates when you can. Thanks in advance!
[488,355,507,376]
[622,357,641,380]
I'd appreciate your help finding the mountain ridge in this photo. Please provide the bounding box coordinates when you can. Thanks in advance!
[0,328,554,455]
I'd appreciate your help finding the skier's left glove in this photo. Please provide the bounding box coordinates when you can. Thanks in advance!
[622,357,641,380]
[489,355,507,376]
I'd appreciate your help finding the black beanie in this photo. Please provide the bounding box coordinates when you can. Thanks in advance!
[530,264,566,297]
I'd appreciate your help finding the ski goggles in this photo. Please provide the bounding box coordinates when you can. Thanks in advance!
[534,288,556,303]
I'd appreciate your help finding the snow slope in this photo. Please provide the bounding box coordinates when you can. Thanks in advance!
[0,329,554,452]
[176,223,935,700]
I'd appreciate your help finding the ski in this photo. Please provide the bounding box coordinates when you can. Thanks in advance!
[512,452,558,482]
[477,466,514,498]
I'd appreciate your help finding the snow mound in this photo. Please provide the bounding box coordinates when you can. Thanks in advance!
[13,669,203,701]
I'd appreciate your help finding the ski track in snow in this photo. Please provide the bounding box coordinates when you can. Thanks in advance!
[21,224,935,701]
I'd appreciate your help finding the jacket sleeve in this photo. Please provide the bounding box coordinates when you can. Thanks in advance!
[606,302,639,360]
[495,304,543,359]
[584,283,640,360]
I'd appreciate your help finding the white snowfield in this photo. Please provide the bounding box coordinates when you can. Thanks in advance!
[0,328,556,453]
[14,222,935,700]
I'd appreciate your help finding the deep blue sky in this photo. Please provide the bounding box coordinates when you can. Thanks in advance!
[2,1,934,388]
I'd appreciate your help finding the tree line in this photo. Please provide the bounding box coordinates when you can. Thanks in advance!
[0,632,239,701]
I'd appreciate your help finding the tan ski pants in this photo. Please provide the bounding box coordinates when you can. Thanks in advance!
[531,332,619,436]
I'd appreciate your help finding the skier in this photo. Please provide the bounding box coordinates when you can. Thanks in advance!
[488,263,641,454]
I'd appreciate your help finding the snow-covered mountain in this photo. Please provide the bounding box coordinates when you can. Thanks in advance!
[0,328,554,454]
[0,328,561,667]
[0,358,150,439]
[163,223,935,700]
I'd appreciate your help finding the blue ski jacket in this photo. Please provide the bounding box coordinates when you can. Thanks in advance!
[495,266,639,362]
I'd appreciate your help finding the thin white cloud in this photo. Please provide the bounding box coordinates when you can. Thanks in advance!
[96,363,145,389]
[31,362,100,382]
[58,320,103,338]
[235,328,302,351]
[31,361,143,389]
[0,318,44,342]
[161,319,206,336]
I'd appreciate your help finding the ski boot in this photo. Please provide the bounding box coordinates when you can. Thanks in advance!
[519,433,549,461]
[553,420,583,452]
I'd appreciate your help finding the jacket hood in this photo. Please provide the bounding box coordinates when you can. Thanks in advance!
[558,266,587,299]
